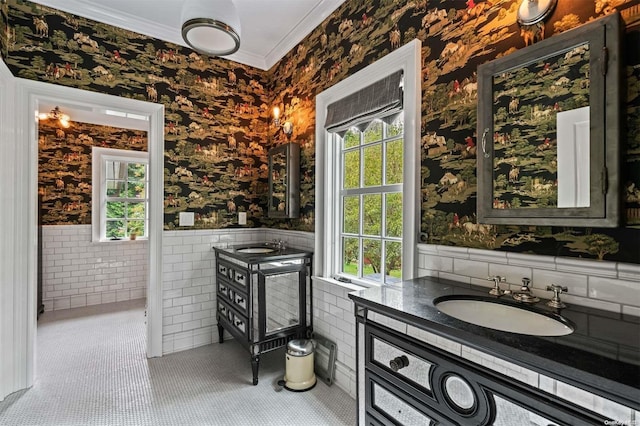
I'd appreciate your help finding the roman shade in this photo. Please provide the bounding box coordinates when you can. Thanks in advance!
[324,70,403,136]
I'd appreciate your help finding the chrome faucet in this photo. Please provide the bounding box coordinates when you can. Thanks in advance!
[512,277,540,304]
[546,284,568,309]
[487,276,506,296]
[271,239,286,250]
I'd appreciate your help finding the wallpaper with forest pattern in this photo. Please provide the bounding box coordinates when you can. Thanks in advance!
[2,0,640,263]
[38,119,147,225]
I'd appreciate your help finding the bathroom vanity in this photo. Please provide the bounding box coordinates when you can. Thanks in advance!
[213,244,313,385]
[349,277,639,425]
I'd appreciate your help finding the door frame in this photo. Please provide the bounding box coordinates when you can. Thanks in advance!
[0,59,164,400]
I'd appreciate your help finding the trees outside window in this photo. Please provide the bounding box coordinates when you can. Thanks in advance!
[338,115,404,284]
[92,147,148,241]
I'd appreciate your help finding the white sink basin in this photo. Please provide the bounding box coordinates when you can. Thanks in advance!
[236,247,275,254]
[434,297,573,336]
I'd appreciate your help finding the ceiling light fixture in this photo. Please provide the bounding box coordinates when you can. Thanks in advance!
[181,0,241,57]
[38,106,71,128]
[516,0,557,25]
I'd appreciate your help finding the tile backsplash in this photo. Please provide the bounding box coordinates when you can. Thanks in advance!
[417,244,640,316]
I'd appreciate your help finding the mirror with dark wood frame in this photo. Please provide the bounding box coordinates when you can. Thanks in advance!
[477,12,622,227]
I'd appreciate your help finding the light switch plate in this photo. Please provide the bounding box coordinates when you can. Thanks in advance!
[238,212,247,225]
[179,212,194,226]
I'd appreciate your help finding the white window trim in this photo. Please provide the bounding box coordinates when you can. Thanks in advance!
[92,147,149,242]
[315,39,421,285]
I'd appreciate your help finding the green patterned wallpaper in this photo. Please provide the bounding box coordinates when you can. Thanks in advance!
[2,0,639,262]
[268,0,640,263]
[38,119,147,224]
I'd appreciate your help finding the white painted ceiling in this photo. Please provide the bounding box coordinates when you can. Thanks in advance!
[30,0,346,70]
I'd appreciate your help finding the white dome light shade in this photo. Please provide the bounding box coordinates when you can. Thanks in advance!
[181,0,241,56]
[516,0,557,25]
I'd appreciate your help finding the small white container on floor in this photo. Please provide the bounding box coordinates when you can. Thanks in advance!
[284,339,316,391]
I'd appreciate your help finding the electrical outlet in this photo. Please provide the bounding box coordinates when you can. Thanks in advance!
[179,212,194,226]
[238,212,247,225]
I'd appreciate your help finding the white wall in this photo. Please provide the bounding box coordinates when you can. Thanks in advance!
[41,225,147,311]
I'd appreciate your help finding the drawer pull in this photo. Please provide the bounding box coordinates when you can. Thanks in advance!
[389,355,409,372]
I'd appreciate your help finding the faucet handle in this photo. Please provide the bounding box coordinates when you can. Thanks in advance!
[487,275,506,296]
[521,277,531,290]
[546,284,568,309]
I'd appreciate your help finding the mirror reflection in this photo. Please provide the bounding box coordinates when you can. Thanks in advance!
[264,271,300,335]
[477,12,621,227]
[491,42,590,210]
[268,143,300,218]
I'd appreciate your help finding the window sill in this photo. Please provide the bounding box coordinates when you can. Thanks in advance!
[311,275,370,292]
[94,237,148,244]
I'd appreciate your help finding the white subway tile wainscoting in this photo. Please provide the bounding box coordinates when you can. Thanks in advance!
[418,244,640,314]
[41,225,147,311]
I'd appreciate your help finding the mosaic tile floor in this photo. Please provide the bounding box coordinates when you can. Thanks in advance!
[0,300,356,425]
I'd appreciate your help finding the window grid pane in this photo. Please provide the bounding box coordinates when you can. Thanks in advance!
[105,159,148,239]
[338,116,403,283]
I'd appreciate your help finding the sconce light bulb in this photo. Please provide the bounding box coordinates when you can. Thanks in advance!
[273,106,280,119]
[59,119,70,128]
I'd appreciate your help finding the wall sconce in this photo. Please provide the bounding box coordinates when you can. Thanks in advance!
[38,106,71,128]
[273,106,293,139]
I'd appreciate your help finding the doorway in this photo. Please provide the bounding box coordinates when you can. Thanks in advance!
[0,70,164,399]
[37,108,149,312]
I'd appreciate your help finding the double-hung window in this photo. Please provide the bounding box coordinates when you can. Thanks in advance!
[92,147,149,241]
[338,116,404,284]
[315,40,421,287]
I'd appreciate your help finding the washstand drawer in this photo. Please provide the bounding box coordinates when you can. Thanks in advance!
[232,269,248,288]
[217,281,248,314]
[366,371,436,426]
[217,262,231,279]
[217,299,249,339]
[217,281,230,298]
[217,261,248,289]
[227,286,249,317]
[366,325,434,397]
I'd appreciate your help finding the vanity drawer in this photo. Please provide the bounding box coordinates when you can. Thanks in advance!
[217,281,230,298]
[229,310,247,336]
[217,299,249,340]
[218,262,231,279]
[226,286,249,317]
[366,371,438,426]
[216,280,249,316]
[366,324,434,399]
[232,269,248,288]
[217,261,248,289]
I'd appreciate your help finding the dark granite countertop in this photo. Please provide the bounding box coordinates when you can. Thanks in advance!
[349,276,640,410]
[213,243,312,264]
